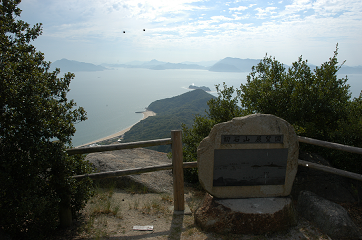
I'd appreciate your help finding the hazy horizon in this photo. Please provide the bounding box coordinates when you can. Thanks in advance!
[54,57,362,68]
[18,0,362,67]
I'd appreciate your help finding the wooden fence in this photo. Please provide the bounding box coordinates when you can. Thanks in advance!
[62,131,362,227]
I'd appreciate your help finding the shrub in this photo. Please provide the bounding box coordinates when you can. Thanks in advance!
[182,46,362,183]
[240,45,362,173]
[0,1,93,238]
[182,83,243,182]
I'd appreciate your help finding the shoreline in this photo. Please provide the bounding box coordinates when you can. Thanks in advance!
[75,110,156,148]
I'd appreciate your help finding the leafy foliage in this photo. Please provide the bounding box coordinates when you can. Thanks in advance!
[182,46,362,183]
[240,46,350,140]
[0,1,93,238]
[147,88,213,114]
[182,83,243,182]
[239,45,362,173]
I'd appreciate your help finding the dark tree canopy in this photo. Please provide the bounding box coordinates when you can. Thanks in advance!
[182,83,243,182]
[240,47,351,140]
[0,1,92,238]
[182,46,362,183]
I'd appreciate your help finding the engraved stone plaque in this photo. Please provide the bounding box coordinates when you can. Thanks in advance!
[213,149,288,186]
[197,114,299,198]
[221,135,284,144]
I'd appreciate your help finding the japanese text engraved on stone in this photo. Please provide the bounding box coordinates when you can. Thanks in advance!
[221,135,283,144]
[213,148,288,186]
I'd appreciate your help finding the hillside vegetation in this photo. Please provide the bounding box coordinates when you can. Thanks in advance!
[0,2,92,238]
[122,89,215,152]
[182,46,362,183]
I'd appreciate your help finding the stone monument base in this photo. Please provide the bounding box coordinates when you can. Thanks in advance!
[195,193,297,235]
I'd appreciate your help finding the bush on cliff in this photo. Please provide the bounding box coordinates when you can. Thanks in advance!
[182,83,243,182]
[123,89,214,152]
[240,45,362,174]
[240,45,351,141]
[0,1,93,238]
[182,46,362,182]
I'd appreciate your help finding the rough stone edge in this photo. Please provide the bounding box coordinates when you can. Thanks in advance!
[194,193,297,235]
[297,190,362,240]
[197,114,299,198]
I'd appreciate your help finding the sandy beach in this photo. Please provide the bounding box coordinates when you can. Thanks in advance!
[76,110,156,148]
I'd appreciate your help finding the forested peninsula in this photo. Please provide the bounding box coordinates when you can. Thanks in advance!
[122,89,215,152]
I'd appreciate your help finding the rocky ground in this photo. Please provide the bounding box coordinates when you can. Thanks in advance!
[52,147,362,240]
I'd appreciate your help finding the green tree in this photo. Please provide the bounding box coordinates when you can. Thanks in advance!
[240,46,351,141]
[182,83,243,182]
[324,93,362,173]
[239,45,362,174]
[0,1,93,238]
[182,46,362,182]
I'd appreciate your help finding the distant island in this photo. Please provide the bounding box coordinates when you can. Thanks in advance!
[208,57,261,72]
[189,85,211,91]
[122,89,215,152]
[51,58,106,72]
[52,58,362,74]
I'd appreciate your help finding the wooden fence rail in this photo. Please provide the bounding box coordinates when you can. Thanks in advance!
[298,136,362,155]
[68,136,362,157]
[72,160,362,182]
[73,162,198,180]
[69,136,362,183]
[298,160,362,181]
[63,133,362,228]
[66,138,172,156]
[61,132,179,228]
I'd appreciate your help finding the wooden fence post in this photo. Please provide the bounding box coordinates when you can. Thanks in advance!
[171,130,184,211]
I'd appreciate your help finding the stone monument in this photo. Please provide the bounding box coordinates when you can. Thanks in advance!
[195,114,298,234]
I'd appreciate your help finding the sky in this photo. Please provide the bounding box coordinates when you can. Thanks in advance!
[18,0,362,66]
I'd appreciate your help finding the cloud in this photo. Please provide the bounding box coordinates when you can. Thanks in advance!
[255,7,278,19]
[210,15,234,22]
[229,6,248,11]
[18,0,362,65]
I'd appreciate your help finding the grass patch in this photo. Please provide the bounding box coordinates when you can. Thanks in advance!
[125,182,149,194]
[161,193,173,203]
[140,196,172,215]
[82,215,109,239]
[89,183,122,218]
[93,177,153,194]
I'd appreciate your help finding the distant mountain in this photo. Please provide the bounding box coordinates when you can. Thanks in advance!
[100,60,163,69]
[51,59,107,72]
[53,58,362,74]
[124,60,146,66]
[141,59,166,67]
[209,57,261,72]
[304,64,362,74]
[209,62,242,72]
[181,60,218,67]
[102,59,206,70]
[100,63,128,68]
[150,63,206,70]
[282,63,362,75]
[102,58,260,71]
[339,66,362,74]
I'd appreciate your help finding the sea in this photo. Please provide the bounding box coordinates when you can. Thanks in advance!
[67,68,362,147]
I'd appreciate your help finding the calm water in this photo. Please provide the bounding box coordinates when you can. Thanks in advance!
[67,68,247,147]
[67,68,362,147]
